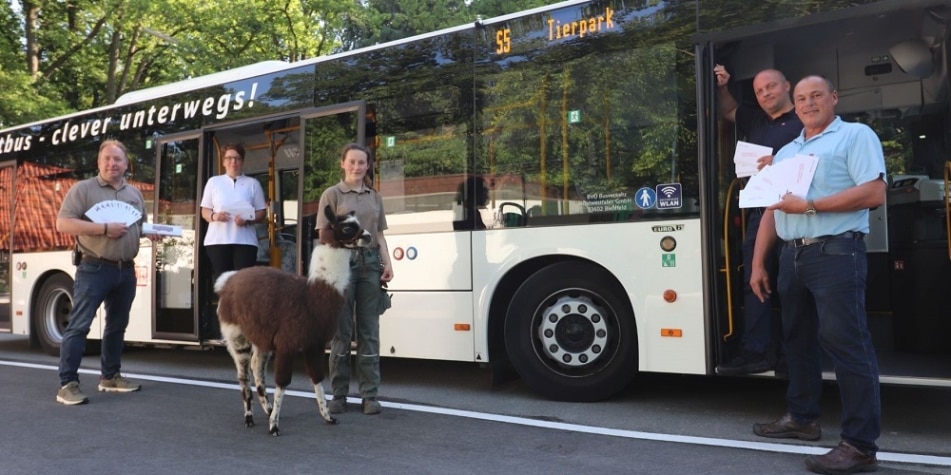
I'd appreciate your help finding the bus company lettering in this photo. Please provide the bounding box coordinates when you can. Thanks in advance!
[52,118,113,145]
[0,133,31,154]
[117,84,254,131]
[3,82,259,154]
[548,7,614,41]
[585,190,632,213]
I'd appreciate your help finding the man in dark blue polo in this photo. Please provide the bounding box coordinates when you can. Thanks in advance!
[715,65,803,375]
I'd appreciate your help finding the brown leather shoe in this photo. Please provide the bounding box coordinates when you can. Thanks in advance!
[753,413,821,441]
[805,440,878,474]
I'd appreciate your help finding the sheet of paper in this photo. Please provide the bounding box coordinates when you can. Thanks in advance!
[771,154,819,198]
[219,204,255,221]
[733,141,774,178]
[739,188,781,208]
[738,155,819,208]
[143,223,183,237]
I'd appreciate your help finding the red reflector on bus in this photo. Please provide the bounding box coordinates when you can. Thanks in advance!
[454,324,471,331]
[663,290,677,302]
[660,328,682,337]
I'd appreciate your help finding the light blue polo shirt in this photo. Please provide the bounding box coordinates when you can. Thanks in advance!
[773,116,886,240]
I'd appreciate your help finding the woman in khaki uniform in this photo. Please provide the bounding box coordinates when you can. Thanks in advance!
[316,143,393,415]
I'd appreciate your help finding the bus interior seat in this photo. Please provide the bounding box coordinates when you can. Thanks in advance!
[498,202,526,227]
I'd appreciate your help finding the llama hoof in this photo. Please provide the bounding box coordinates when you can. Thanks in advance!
[245,416,255,428]
[268,426,280,436]
[325,416,338,425]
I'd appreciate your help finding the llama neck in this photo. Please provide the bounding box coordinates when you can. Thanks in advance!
[308,245,351,294]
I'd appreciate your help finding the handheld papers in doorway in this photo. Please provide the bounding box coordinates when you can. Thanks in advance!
[143,223,183,237]
[85,200,142,226]
[733,141,774,178]
[739,154,819,208]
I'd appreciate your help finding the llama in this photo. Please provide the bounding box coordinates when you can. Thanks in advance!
[214,204,370,436]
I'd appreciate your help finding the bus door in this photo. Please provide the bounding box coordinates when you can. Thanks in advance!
[300,103,366,267]
[194,116,307,340]
[0,161,13,332]
[693,37,740,370]
[151,134,202,342]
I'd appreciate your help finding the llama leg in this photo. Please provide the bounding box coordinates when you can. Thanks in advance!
[250,346,272,416]
[303,349,337,424]
[222,326,255,428]
[269,386,285,437]
[268,352,294,436]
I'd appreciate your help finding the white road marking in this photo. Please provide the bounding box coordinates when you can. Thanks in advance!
[6,360,950,468]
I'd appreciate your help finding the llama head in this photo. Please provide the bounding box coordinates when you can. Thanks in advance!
[320,204,371,249]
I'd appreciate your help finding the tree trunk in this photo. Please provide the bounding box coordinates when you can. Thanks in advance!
[24,1,40,76]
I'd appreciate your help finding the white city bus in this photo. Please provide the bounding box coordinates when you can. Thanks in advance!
[0,0,948,401]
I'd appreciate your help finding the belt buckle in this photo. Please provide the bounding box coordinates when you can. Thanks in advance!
[791,237,818,247]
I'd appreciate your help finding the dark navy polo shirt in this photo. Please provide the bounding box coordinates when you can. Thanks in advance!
[735,105,802,153]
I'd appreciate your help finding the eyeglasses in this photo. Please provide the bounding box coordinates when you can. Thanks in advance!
[223,155,242,161]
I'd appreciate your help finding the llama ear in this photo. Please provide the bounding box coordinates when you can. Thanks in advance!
[323,205,336,224]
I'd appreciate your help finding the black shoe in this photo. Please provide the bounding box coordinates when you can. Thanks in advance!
[805,440,877,474]
[753,413,822,441]
[716,349,772,375]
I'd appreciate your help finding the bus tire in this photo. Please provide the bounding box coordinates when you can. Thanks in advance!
[34,274,74,357]
[504,261,637,402]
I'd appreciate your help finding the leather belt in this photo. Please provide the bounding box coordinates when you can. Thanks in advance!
[82,256,136,269]
[787,231,865,248]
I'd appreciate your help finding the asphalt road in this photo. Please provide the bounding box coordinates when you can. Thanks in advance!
[0,334,948,475]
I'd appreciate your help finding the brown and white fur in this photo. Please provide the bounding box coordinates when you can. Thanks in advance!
[214,205,370,436]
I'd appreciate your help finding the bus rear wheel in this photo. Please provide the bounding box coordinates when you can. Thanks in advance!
[34,274,74,356]
[504,261,637,402]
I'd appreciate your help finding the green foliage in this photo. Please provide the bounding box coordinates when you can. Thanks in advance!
[0,0,571,129]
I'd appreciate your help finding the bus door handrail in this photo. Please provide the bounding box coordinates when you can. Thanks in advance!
[720,177,743,341]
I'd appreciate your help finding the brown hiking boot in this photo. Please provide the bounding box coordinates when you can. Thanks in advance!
[805,440,878,474]
[753,413,821,441]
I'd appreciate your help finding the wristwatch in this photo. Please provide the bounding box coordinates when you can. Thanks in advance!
[804,200,817,217]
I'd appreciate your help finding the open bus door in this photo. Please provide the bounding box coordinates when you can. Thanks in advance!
[152,134,202,342]
[191,107,365,342]
[694,35,745,373]
[697,0,951,383]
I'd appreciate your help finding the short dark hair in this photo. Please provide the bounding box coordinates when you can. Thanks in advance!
[99,139,128,157]
[221,143,245,159]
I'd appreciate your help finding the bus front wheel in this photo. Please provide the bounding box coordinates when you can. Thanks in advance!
[34,274,74,357]
[504,261,637,402]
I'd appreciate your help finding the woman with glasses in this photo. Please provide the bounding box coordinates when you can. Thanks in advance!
[200,143,267,298]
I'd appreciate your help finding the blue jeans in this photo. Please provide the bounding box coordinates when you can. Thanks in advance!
[329,248,383,399]
[742,209,780,354]
[777,236,881,453]
[59,261,138,385]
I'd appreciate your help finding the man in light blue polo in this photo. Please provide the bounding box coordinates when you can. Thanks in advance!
[747,75,886,475]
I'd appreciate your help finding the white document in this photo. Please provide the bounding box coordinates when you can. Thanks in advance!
[143,223,183,237]
[733,141,774,178]
[85,200,142,226]
[738,154,819,208]
[219,203,255,221]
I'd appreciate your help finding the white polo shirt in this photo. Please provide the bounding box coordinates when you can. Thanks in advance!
[200,174,266,246]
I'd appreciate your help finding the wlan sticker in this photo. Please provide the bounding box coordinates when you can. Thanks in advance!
[655,183,682,209]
